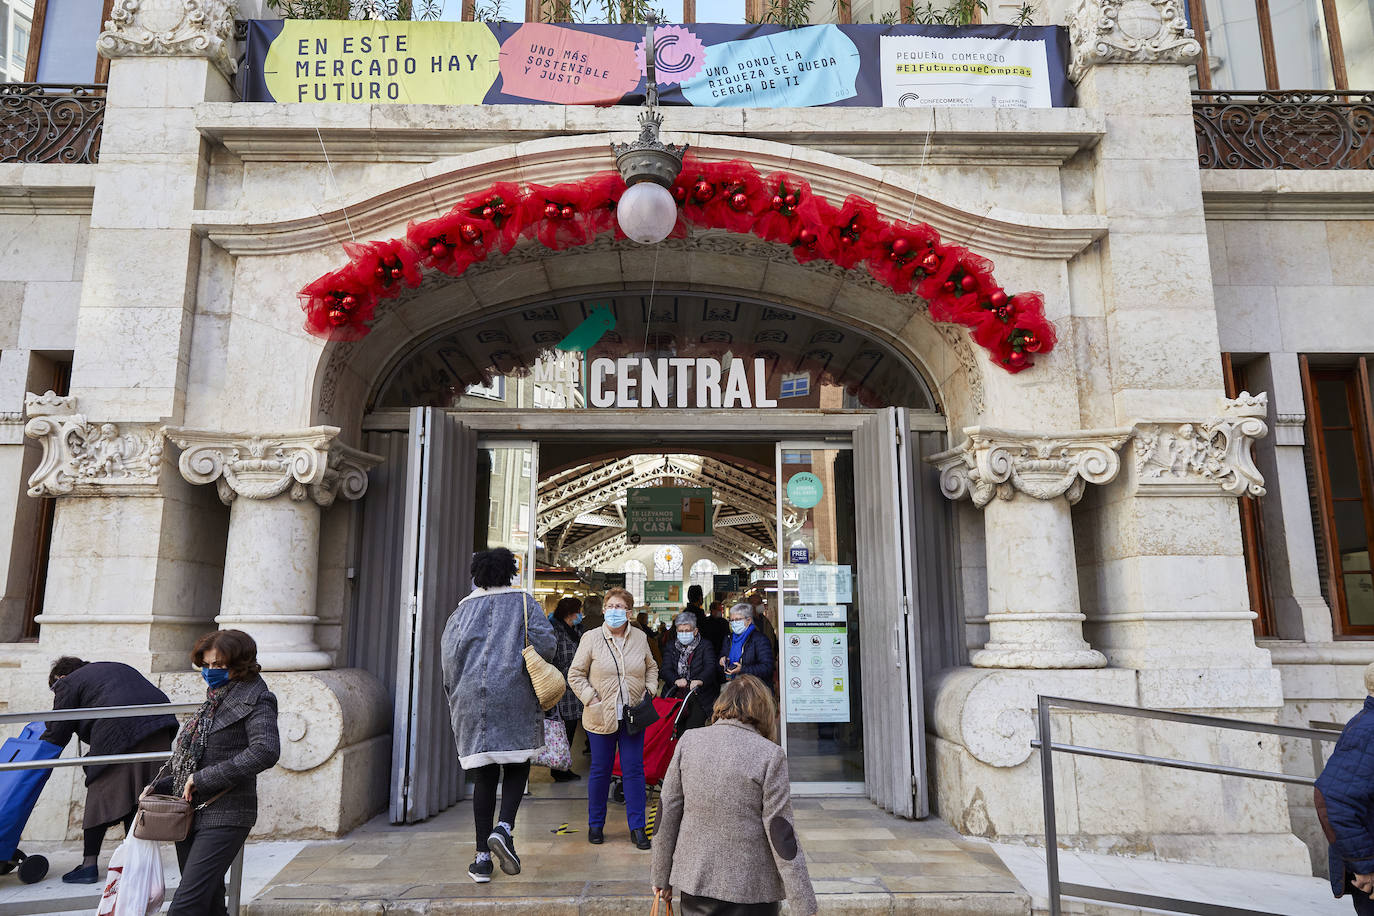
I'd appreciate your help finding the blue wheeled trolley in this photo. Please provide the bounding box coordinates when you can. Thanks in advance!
[0,722,63,884]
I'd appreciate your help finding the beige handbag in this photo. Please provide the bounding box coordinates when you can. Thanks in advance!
[524,606,566,711]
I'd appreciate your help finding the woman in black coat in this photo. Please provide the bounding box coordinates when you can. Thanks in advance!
[661,612,719,734]
[720,602,775,688]
[155,629,280,916]
[41,657,179,884]
[547,596,585,782]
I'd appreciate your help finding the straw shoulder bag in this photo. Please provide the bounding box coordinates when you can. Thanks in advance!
[523,604,566,711]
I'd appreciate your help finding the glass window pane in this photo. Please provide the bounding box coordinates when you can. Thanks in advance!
[696,0,747,21]
[33,0,101,83]
[1335,0,1374,87]
[1344,573,1374,626]
[1271,0,1335,87]
[1317,377,1352,426]
[1203,0,1269,89]
[1323,429,1365,498]
[477,446,534,589]
[1333,499,1371,569]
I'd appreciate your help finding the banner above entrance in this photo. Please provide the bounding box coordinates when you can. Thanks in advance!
[240,20,1073,109]
[626,486,713,544]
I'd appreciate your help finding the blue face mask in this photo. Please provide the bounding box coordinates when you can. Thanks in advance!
[573,613,584,625]
[604,608,628,628]
[202,667,230,689]
[677,631,694,646]
[731,619,750,635]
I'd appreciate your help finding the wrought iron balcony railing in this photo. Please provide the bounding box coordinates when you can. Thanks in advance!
[1193,90,1374,169]
[0,83,105,165]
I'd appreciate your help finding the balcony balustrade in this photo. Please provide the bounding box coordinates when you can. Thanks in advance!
[1193,90,1374,170]
[0,84,105,165]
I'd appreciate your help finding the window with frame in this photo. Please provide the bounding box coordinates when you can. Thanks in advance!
[779,371,810,399]
[623,558,647,607]
[1300,356,1374,636]
[1187,0,1373,90]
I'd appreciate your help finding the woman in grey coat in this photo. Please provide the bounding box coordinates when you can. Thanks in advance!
[651,674,817,916]
[441,547,556,884]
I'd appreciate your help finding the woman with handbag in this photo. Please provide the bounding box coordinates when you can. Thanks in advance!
[441,547,557,884]
[567,586,658,850]
[547,596,585,782]
[154,629,280,916]
[651,675,817,916]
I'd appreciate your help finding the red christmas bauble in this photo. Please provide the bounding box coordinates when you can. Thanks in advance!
[692,181,715,202]
[989,289,1008,308]
[798,228,817,246]
[481,206,495,219]
[543,203,559,219]
[959,274,977,291]
[921,252,940,271]
[460,224,481,243]
[430,242,449,258]
[341,295,357,309]
[891,238,911,257]
[729,192,749,212]
[328,308,349,326]
[771,194,784,209]
[559,205,575,220]
[1007,350,1028,367]
[942,280,956,293]
[390,268,403,280]
[374,266,385,279]
[496,202,509,215]
[995,306,1010,321]
[673,185,688,203]
[841,233,856,246]
[1023,332,1042,352]
[784,193,798,206]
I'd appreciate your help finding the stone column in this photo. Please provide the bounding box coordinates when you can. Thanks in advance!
[168,428,381,671]
[930,428,1130,668]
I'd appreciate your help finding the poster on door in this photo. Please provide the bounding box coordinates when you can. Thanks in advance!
[782,605,849,723]
[797,565,852,604]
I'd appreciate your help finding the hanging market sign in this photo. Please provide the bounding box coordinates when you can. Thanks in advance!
[626,487,713,544]
[645,581,683,606]
[241,21,1072,109]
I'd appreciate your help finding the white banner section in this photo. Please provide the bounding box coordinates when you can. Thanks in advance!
[879,34,1051,109]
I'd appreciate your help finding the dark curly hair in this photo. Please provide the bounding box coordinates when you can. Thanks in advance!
[48,656,89,688]
[191,629,262,681]
[553,596,583,620]
[471,547,519,588]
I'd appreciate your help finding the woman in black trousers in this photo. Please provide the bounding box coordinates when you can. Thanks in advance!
[155,629,280,916]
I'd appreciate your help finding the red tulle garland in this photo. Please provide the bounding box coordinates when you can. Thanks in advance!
[299,154,1057,372]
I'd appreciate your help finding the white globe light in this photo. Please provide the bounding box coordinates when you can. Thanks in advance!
[616,181,679,244]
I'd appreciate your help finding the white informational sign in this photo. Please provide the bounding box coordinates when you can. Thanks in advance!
[797,565,852,604]
[879,35,1052,109]
[788,604,847,623]
[782,619,850,723]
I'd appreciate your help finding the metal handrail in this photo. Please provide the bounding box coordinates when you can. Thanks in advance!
[2,702,245,915]
[1034,694,1340,916]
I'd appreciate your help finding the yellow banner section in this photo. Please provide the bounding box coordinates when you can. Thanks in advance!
[263,20,500,104]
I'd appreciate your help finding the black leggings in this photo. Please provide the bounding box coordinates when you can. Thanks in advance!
[470,762,530,852]
[83,812,134,858]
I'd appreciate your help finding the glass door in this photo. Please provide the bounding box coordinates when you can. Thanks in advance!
[475,439,539,592]
[775,440,863,793]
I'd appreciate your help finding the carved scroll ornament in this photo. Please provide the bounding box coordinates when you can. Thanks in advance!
[167,427,381,506]
[1132,391,1268,497]
[97,0,238,78]
[1069,0,1201,82]
[25,415,164,497]
[930,427,1133,508]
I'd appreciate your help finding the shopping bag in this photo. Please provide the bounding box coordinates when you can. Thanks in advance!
[531,717,572,770]
[96,835,165,916]
[648,891,674,916]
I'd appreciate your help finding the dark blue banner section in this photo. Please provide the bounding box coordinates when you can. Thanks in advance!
[240,20,1073,108]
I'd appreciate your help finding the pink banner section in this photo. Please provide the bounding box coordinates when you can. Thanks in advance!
[498,23,642,104]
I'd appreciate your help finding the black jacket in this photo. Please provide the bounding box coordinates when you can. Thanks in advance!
[724,627,774,685]
[661,637,719,700]
[41,662,179,785]
[154,675,281,830]
[700,615,730,659]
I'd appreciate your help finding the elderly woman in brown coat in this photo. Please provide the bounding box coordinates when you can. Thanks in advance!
[567,586,657,850]
[651,675,817,916]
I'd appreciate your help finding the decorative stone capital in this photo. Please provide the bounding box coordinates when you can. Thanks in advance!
[1068,0,1201,82]
[25,413,165,498]
[929,427,1133,508]
[97,0,238,79]
[1131,391,1269,497]
[25,389,78,417]
[167,427,382,507]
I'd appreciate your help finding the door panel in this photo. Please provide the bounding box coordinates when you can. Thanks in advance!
[852,408,925,818]
[392,408,476,824]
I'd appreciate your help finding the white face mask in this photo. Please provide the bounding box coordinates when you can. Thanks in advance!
[731,619,750,635]
[604,607,628,628]
[677,631,694,646]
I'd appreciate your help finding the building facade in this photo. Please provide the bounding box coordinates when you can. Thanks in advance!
[0,0,1371,878]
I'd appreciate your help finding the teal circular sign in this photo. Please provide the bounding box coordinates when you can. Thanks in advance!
[786,472,824,509]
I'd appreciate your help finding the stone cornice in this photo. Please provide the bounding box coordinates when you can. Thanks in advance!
[928,427,1133,507]
[1069,0,1201,83]
[97,0,237,78]
[24,393,165,498]
[1130,391,1269,497]
[167,427,382,506]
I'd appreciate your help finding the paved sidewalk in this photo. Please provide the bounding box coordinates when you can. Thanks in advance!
[245,792,1030,915]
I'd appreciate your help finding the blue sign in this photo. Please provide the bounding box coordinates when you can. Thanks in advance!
[789,546,811,564]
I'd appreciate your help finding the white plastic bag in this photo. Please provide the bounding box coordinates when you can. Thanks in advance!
[95,835,165,916]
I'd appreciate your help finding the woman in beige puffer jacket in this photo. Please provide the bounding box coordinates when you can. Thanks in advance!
[567,587,658,850]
